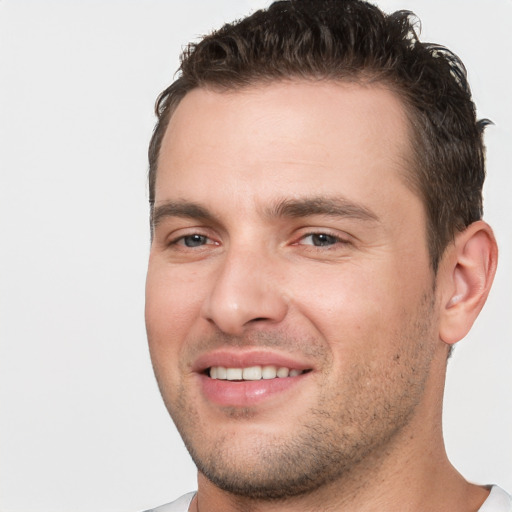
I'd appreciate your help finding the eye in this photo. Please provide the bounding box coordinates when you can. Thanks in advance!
[176,234,211,247]
[300,233,342,247]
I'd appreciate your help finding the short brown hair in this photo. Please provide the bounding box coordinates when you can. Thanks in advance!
[148,0,489,271]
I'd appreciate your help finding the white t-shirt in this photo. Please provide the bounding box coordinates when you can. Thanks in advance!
[144,485,512,512]
[479,486,512,512]
[144,491,195,512]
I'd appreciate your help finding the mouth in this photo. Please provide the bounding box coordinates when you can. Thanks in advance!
[194,352,313,407]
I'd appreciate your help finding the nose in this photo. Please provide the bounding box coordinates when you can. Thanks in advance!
[201,246,288,336]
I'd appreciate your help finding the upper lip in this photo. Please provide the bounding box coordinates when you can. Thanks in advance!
[192,349,314,374]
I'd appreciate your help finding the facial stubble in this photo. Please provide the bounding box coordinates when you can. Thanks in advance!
[156,293,437,501]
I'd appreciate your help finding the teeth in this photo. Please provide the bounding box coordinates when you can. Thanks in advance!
[262,365,277,379]
[277,367,290,378]
[209,365,305,381]
[226,368,243,380]
[242,366,261,380]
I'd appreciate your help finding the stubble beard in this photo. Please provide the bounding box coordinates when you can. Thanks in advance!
[159,293,438,501]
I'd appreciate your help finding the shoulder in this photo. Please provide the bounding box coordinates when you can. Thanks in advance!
[479,486,512,512]
[142,491,196,512]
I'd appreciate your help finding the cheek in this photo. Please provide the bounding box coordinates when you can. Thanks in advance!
[290,262,385,325]
[145,262,206,367]
[288,260,428,356]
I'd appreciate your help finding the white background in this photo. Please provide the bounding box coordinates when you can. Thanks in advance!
[0,1,510,511]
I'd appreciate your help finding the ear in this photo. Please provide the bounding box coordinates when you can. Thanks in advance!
[438,221,498,345]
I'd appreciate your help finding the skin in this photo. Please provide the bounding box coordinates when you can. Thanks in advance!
[145,81,497,511]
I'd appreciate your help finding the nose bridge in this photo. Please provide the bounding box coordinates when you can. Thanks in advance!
[201,241,287,335]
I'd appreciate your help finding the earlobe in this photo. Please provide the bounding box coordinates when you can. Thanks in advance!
[439,221,498,345]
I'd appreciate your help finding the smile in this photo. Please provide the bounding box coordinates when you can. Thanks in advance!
[195,353,313,407]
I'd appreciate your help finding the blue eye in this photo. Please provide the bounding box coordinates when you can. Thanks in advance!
[302,233,339,247]
[181,234,209,247]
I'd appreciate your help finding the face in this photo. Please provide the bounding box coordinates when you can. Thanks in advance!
[145,81,441,499]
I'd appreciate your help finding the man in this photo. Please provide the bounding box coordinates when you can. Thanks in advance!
[143,1,509,511]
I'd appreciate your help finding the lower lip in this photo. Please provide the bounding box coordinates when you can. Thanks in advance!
[199,373,307,407]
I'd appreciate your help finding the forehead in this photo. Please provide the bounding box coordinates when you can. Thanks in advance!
[156,80,415,210]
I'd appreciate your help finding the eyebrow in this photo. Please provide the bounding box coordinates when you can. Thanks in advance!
[265,196,380,223]
[152,200,215,229]
[152,196,379,229]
